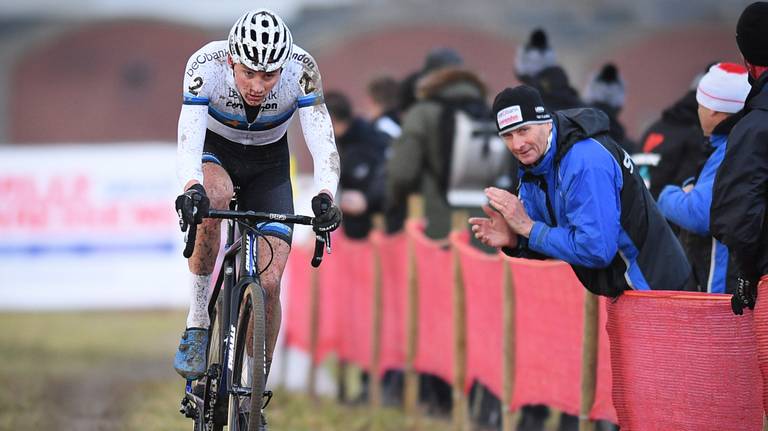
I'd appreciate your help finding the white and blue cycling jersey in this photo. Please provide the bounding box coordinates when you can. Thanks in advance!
[176,40,339,196]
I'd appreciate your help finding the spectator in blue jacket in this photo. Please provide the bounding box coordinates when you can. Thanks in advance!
[657,63,751,294]
[470,85,694,296]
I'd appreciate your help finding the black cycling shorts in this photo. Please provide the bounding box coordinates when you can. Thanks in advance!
[202,130,294,244]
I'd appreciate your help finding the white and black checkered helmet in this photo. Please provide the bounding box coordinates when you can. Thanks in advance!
[228,9,293,73]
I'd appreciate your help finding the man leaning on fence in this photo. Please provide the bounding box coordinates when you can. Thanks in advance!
[469,85,695,296]
[711,1,768,315]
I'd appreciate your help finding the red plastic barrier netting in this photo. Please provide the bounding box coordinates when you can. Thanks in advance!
[314,232,348,363]
[334,235,375,368]
[373,231,409,374]
[284,244,313,352]
[454,235,504,398]
[607,291,763,431]
[507,258,585,416]
[410,222,455,385]
[752,282,768,414]
[589,296,618,424]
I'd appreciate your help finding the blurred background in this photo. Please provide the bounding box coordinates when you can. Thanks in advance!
[0,0,752,429]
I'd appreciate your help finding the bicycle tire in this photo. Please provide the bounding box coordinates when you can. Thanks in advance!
[208,303,226,431]
[229,282,266,431]
[192,304,225,431]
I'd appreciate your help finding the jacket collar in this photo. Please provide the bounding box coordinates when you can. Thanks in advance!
[745,71,768,111]
[708,134,727,150]
[526,123,558,176]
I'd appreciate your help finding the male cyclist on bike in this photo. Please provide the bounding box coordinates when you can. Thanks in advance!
[173,9,341,384]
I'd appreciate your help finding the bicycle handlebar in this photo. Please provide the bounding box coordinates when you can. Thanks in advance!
[180,209,331,266]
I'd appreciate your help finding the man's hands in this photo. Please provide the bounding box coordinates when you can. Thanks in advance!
[469,205,518,248]
[312,192,343,233]
[469,187,535,249]
[175,183,209,232]
[485,187,534,237]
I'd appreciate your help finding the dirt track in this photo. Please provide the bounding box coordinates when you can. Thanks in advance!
[41,359,172,431]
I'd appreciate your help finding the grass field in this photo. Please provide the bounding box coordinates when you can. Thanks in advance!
[0,310,452,431]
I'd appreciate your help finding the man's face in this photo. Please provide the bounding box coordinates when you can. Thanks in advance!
[501,122,552,165]
[230,60,281,106]
[697,104,729,137]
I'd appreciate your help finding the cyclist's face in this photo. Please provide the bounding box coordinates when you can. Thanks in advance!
[232,63,281,107]
[501,122,552,166]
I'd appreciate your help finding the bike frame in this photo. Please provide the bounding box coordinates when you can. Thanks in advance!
[180,206,326,430]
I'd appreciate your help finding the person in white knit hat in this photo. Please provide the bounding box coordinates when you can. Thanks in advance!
[657,62,751,295]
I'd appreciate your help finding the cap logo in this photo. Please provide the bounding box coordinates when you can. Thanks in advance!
[535,106,545,113]
[497,105,523,129]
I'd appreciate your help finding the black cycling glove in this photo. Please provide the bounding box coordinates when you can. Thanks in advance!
[311,192,342,233]
[731,276,757,315]
[175,184,210,232]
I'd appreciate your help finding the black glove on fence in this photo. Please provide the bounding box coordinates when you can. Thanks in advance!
[731,276,757,315]
[311,192,342,233]
[175,184,210,232]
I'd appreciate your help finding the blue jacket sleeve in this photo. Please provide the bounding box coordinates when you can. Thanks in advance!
[657,146,722,236]
[657,185,710,235]
[527,147,622,268]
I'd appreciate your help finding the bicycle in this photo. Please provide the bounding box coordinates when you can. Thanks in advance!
[177,199,330,431]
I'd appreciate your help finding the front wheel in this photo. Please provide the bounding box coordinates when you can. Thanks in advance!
[228,282,266,431]
[192,301,225,431]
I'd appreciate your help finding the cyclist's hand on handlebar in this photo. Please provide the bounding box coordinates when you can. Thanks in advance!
[311,192,342,233]
[175,183,210,232]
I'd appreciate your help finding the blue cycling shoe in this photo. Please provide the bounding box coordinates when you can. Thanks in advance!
[174,327,208,380]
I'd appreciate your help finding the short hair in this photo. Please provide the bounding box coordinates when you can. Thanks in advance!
[367,76,400,112]
[324,91,353,122]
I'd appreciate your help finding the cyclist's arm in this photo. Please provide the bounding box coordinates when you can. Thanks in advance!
[176,46,213,190]
[296,59,339,198]
[177,103,208,190]
[176,47,213,190]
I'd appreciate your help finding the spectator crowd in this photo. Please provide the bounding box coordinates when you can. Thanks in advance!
[321,2,768,429]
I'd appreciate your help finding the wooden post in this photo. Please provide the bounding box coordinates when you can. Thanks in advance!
[337,360,348,403]
[404,235,420,422]
[407,194,423,220]
[452,245,468,431]
[307,268,320,400]
[579,292,599,431]
[370,244,383,410]
[501,262,516,431]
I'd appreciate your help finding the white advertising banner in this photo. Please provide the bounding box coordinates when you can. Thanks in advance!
[0,144,189,309]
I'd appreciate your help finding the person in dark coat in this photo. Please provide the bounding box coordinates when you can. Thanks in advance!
[711,1,768,314]
[399,47,464,113]
[637,81,709,199]
[515,28,582,112]
[325,91,388,240]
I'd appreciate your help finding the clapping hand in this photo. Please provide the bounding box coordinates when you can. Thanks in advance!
[484,187,534,237]
[469,205,518,249]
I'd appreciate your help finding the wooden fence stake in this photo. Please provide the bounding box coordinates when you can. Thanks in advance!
[452,245,468,431]
[307,268,320,400]
[579,292,599,431]
[502,261,516,431]
[404,234,420,424]
[370,243,383,410]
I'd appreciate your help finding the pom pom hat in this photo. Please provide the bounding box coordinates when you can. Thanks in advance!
[696,62,751,113]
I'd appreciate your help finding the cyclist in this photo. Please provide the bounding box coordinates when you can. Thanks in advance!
[173,8,341,389]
